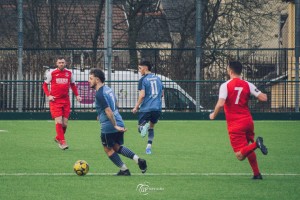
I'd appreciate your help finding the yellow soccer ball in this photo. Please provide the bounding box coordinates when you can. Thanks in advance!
[73,160,89,176]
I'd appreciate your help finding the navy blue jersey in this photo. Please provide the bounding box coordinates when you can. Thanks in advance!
[138,73,163,112]
[95,85,125,134]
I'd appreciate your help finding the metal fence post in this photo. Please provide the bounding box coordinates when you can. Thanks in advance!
[104,0,112,87]
[295,0,300,112]
[195,0,202,112]
[17,0,23,112]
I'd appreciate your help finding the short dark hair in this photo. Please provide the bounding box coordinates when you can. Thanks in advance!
[228,61,243,75]
[56,56,65,61]
[139,60,152,71]
[90,68,105,83]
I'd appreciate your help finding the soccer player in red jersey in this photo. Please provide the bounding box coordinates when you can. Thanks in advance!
[42,57,82,150]
[209,61,268,180]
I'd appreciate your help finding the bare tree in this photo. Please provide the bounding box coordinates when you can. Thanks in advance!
[0,0,286,76]
[115,0,159,68]
[161,0,285,80]
[0,1,18,47]
[92,0,105,66]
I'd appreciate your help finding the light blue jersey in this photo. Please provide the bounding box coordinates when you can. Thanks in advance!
[95,85,125,134]
[138,73,163,112]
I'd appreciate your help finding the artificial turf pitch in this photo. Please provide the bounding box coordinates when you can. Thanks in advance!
[0,120,299,199]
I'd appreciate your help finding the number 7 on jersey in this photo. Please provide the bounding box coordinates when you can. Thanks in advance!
[234,87,243,104]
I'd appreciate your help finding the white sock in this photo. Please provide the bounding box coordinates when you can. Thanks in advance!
[146,144,152,149]
[133,155,139,164]
[120,164,128,171]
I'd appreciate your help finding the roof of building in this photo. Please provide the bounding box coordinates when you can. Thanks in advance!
[36,2,128,48]
[0,0,174,48]
[0,1,128,48]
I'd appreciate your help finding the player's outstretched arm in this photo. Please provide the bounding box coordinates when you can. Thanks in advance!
[209,98,225,120]
[257,93,267,102]
[249,82,267,102]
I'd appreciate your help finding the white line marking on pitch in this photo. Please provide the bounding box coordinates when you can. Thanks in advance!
[0,172,299,176]
[0,130,8,132]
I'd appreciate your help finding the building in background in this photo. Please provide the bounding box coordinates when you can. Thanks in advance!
[270,0,298,110]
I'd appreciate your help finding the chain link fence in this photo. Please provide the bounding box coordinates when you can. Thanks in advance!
[0,48,298,113]
[0,1,298,114]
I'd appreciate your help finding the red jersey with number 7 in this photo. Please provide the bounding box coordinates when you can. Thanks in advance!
[218,78,262,124]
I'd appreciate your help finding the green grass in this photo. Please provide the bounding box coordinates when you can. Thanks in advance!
[0,120,299,200]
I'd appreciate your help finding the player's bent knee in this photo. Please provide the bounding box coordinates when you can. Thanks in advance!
[113,144,121,152]
[235,152,245,161]
[103,146,114,156]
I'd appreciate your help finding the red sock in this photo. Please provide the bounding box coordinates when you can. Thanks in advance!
[63,126,67,134]
[56,123,65,141]
[240,142,257,157]
[247,152,260,176]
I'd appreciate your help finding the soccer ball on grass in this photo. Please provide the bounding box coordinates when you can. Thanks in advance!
[73,160,89,176]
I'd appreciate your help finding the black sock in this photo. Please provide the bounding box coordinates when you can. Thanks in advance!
[117,146,135,159]
[109,152,124,168]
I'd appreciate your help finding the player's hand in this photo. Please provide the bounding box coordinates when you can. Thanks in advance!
[114,125,127,132]
[76,96,82,102]
[48,95,55,101]
[209,112,215,120]
[132,107,138,114]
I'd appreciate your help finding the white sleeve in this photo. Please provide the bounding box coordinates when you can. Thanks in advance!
[70,72,76,83]
[247,81,261,97]
[44,69,52,84]
[219,82,228,99]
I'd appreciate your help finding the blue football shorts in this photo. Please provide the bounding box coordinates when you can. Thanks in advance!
[101,132,124,148]
[138,111,161,125]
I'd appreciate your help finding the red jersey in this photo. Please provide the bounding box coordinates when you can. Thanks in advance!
[43,68,78,103]
[219,78,261,124]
